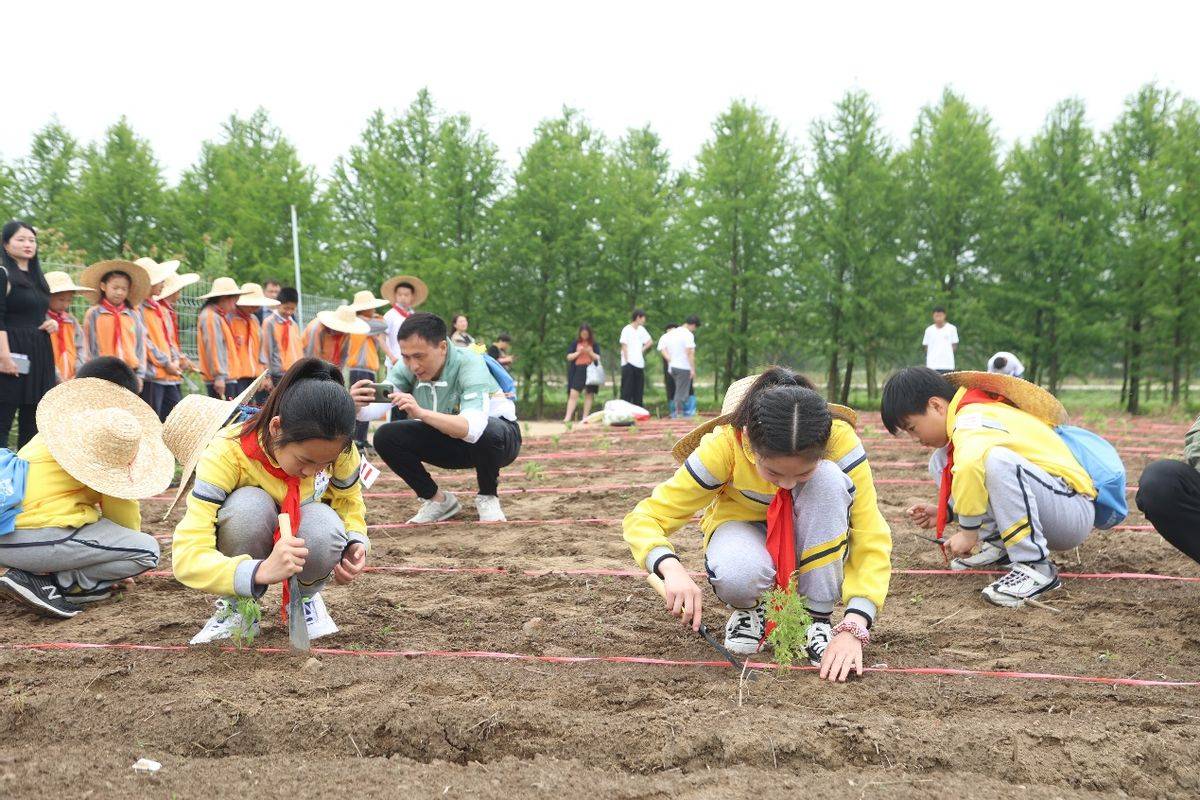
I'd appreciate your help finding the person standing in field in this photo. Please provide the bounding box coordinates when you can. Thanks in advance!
[665,315,700,419]
[922,307,958,373]
[257,279,282,322]
[380,275,427,366]
[619,309,654,407]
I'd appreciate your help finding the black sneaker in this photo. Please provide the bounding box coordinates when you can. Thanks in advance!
[0,569,82,618]
[63,586,114,605]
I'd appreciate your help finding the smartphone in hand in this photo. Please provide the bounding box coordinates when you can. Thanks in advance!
[369,382,394,402]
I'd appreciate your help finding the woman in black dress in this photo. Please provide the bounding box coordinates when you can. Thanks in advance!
[0,221,57,448]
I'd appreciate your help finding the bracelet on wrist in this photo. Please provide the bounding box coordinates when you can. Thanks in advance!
[832,618,870,647]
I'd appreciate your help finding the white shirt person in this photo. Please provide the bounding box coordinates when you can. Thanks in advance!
[922,308,958,372]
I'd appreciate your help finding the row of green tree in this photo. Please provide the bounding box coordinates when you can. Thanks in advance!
[2,85,1196,414]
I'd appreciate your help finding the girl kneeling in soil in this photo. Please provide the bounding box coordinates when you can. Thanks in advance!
[171,358,370,644]
[623,368,892,682]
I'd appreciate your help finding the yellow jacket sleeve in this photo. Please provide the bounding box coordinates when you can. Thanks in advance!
[100,495,141,531]
[172,439,258,598]
[327,446,369,551]
[949,424,1012,526]
[623,430,732,571]
[841,442,893,617]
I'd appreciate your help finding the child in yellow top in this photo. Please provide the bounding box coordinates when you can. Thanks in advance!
[171,357,370,645]
[0,359,172,618]
[624,368,892,682]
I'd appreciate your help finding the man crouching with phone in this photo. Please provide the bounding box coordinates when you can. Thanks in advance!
[349,312,521,523]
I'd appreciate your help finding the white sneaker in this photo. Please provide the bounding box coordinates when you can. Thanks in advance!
[950,541,1011,571]
[303,593,339,640]
[724,604,766,655]
[407,491,462,524]
[981,562,1061,607]
[190,598,260,645]
[474,494,507,522]
[805,621,833,667]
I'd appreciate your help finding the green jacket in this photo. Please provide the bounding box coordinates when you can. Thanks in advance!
[386,340,500,415]
[1185,415,1200,468]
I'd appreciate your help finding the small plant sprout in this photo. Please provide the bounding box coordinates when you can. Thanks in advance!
[524,461,545,481]
[225,598,262,647]
[551,434,561,447]
[564,421,574,432]
[763,575,813,667]
[598,437,612,452]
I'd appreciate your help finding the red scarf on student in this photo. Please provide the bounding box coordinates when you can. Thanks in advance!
[935,388,1009,558]
[47,310,71,364]
[239,428,303,618]
[99,299,127,356]
[392,304,412,318]
[733,430,796,639]
[328,332,346,366]
[161,301,180,348]
[233,307,255,348]
[278,314,294,350]
[144,297,170,344]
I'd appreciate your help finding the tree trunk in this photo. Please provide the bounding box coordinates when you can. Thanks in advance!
[1127,315,1142,414]
[866,350,878,402]
[840,353,855,405]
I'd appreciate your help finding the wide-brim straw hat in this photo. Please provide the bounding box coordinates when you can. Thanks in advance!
[672,374,859,464]
[44,271,96,295]
[946,371,1068,427]
[156,272,201,300]
[160,372,268,518]
[36,378,175,500]
[348,290,390,312]
[236,282,281,308]
[380,274,428,308]
[318,305,371,335]
[198,276,251,300]
[79,260,152,307]
[133,257,181,287]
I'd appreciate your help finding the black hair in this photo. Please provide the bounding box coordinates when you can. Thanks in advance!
[685,315,701,327]
[729,367,830,459]
[992,355,1008,370]
[241,358,355,457]
[496,332,512,343]
[398,311,447,344]
[76,356,139,394]
[396,281,415,293]
[880,366,956,435]
[631,308,646,321]
[452,313,468,327]
[932,306,946,314]
[664,323,678,332]
[577,323,594,343]
[1,220,49,294]
[278,287,299,305]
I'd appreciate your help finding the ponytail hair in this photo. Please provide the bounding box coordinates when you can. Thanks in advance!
[241,357,356,457]
[729,367,831,459]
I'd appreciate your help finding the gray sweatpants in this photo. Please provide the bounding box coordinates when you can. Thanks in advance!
[670,367,692,417]
[216,487,362,597]
[0,519,160,593]
[704,460,872,620]
[929,445,1094,563]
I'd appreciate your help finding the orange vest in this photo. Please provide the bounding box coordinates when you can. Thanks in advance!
[228,309,264,380]
[197,304,237,382]
[48,311,82,381]
[303,320,348,366]
[261,312,303,376]
[141,299,180,384]
[83,304,143,372]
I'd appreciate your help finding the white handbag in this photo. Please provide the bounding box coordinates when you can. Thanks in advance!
[585,362,605,387]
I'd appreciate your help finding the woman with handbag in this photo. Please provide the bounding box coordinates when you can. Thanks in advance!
[564,323,602,423]
[0,221,58,449]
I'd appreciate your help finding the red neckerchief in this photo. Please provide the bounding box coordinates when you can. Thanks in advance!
[936,388,1011,559]
[99,299,127,356]
[239,427,303,619]
[232,307,255,347]
[143,298,171,348]
[392,304,412,318]
[161,301,180,348]
[328,332,347,366]
[277,313,293,350]
[735,430,795,640]
[47,310,71,366]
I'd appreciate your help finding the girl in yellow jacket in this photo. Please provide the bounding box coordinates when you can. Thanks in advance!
[170,358,370,645]
[624,367,892,683]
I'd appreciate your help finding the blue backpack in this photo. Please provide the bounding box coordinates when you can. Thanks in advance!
[1055,425,1127,529]
[483,353,517,398]
[0,449,29,535]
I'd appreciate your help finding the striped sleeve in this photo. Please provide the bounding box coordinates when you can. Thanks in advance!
[71,318,84,372]
[833,424,893,618]
[82,307,101,360]
[327,446,369,551]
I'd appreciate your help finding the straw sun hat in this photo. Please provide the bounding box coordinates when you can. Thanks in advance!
[160,373,268,518]
[348,290,389,313]
[132,257,181,287]
[155,272,201,300]
[36,378,175,500]
[379,274,428,308]
[43,271,95,295]
[317,305,371,335]
[78,260,152,307]
[671,374,858,464]
[198,276,251,300]
[946,371,1068,427]
[236,282,281,308]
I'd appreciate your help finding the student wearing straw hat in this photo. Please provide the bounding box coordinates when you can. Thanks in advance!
[43,271,95,382]
[261,286,303,382]
[305,305,366,368]
[156,271,201,377]
[80,259,152,391]
[881,367,1098,607]
[134,257,185,421]
[0,376,172,618]
[168,359,368,644]
[345,291,389,452]
[380,274,427,365]
[231,283,280,395]
[196,277,250,400]
[623,367,892,682]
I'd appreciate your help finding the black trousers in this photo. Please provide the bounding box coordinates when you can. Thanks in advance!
[1136,459,1200,564]
[620,364,645,406]
[373,417,522,498]
[142,381,182,422]
[0,403,37,449]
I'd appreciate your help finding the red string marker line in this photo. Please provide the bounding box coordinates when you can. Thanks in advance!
[1,642,1193,688]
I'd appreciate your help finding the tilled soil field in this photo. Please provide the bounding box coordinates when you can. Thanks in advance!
[2,414,1199,798]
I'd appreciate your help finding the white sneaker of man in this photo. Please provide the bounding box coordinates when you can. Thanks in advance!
[302,593,339,639]
[724,604,766,655]
[474,494,507,522]
[407,491,462,524]
[950,540,1011,571]
[981,562,1061,607]
[190,598,260,645]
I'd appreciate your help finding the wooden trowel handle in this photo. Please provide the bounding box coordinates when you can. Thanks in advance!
[278,513,294,542]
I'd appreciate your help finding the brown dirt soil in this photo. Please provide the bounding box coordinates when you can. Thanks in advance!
[2,412,1199,798]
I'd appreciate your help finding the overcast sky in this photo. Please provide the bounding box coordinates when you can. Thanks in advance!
[10,1,1199,181]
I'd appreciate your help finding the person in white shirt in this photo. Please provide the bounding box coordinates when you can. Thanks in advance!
[922,307,958,373]
[988,351,1025,379]
[619,309,654,407]
[380,274,428,366]
[666,315,700,418]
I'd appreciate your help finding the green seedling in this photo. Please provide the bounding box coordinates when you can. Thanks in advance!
[564,421,574,432]
[219,598,262,648]
[597,437,612,451]
[524,462,546,481]
[551,434,561,447]
[522,422,531,436]
[763,576,813,667]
